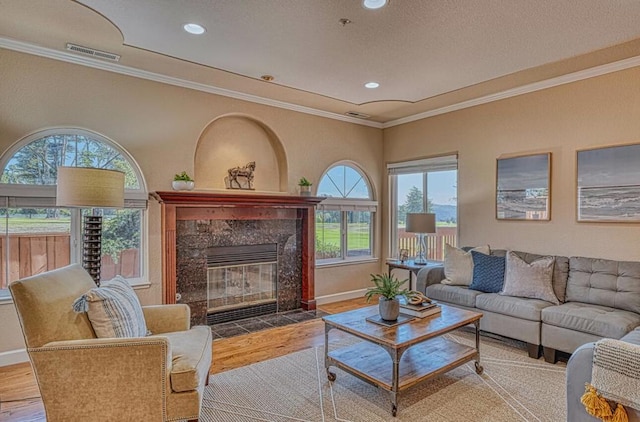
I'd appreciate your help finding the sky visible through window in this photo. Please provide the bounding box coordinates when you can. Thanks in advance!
[398,170,457,205]
[317,165,370,198]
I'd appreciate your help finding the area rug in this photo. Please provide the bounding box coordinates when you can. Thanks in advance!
[201,330,567,421]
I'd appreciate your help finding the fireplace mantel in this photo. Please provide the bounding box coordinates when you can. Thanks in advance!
[152,191,325,208]
[153,191,324,316]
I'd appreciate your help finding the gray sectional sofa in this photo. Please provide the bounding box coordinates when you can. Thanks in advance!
[416,249,640,362]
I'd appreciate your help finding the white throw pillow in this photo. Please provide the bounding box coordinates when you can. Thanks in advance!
[73,275,150,338]
[500,251,559,304]
[442,244,490,286]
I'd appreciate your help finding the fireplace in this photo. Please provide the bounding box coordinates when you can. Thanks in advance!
[154,191,323,326]
[206,243,278,324]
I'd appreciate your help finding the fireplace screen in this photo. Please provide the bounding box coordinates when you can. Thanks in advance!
[206,244,277,314]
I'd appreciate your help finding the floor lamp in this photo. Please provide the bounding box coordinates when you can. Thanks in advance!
[405,213,436,265]
[56,167,125,285]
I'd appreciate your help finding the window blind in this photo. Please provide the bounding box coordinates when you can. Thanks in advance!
[0,184,149,209]
[318,199,377,212]
[387,154,458,175]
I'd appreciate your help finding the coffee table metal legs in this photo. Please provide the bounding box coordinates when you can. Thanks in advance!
[324,324,337,381]
[474,320,484,374]
[381,343,406,417]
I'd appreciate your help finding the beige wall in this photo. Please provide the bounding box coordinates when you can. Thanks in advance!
[383,66,640,261]
[0,49,383,357]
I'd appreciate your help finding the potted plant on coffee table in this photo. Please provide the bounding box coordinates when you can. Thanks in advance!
[364,273,414,321]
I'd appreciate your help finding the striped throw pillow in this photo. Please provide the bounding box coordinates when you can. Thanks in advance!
[73,276,150,338]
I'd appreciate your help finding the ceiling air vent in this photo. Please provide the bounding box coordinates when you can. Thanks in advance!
[66,43,120,62]
[345,111,370,119]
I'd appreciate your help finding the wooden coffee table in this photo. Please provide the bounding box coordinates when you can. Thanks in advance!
[323,304,483,417]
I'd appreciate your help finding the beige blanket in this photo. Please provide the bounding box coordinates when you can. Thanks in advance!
[592,338,640,410]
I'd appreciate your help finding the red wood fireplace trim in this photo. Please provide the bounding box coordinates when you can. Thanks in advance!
[152,191,324,311]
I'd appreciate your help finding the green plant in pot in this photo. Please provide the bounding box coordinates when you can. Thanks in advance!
[364,273,413,321]
[172,171,195,191]
[298,177,312,196]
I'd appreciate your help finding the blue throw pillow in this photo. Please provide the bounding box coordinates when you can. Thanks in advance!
[469,251,505,293]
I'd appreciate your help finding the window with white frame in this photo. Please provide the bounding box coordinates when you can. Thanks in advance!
[315,163,377,263]
[388,154,458,261]
[0,129,148,298]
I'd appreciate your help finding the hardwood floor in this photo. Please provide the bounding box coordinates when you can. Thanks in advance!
[0,298,371,421]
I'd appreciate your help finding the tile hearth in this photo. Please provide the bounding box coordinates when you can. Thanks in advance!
[210,309,327,339]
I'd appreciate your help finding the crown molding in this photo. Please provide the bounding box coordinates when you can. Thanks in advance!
[3,37,639,131]
[0,37,383,129]
[382,54,640,128]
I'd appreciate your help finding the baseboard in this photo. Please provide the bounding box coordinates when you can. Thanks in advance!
[316,288,367,305]
[0,348,28,367]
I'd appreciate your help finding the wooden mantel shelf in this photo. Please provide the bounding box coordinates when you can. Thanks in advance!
[152,191,325,207]
[154,190,323,315]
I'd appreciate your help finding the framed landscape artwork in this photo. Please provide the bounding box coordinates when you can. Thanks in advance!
[577,143,640,222]
[496,153,551,220]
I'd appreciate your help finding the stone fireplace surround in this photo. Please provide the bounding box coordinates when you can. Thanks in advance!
[153,191,323,326]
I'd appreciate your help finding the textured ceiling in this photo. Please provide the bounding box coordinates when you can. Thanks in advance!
[77,0,640,105]
[2,0,640,123]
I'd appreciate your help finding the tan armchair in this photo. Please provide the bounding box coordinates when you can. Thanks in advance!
[9,264,212,422]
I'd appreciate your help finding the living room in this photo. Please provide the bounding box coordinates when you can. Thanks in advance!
[1,1,640,421]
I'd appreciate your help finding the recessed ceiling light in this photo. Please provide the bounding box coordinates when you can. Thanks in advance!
[365,82,380,89]
[363,0,388,9]
[183,23,206,35]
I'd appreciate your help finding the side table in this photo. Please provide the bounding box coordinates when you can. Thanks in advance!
[387,260,442,291]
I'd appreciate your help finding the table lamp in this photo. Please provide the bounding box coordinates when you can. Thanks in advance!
[56,167,125,285]
[405,213,436,265]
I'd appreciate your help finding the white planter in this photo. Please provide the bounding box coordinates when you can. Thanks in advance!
[299,185,312,196]
[172,180,195,191]
[378,297,400,321]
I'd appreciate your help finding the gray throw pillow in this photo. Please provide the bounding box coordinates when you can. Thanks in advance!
[442,244,490,286]
[73,276,150,338]
[501,251,559,304]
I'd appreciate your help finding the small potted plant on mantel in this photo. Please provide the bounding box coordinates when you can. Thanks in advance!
[298,177,313,196]
[364,274,414,321]
[172,171,195,191]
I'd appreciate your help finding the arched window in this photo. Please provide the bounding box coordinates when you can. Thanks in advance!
[0,128,148,296]
[316,163,377,263]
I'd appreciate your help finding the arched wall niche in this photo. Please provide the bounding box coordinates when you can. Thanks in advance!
[194,114,288,192]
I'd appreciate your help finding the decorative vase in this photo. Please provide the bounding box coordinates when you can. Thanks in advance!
[172,181,195,191]
[378,297,400,321]
[299,185,311,196]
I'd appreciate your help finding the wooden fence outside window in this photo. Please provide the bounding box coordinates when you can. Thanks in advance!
[0,233,140,289]
[397,226,457,261]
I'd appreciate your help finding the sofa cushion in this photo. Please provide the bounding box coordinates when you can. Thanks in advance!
[621,328,640,346]
[476,293,554,321]
[426,284,483,308]
[73,276,149,338]
[491,249,569,302]
[501,251,559,304]
[566,257,640,313]
[442,244,490,286]
[542,302,640,339]
[161,326,213,393]
[469,251,505,293]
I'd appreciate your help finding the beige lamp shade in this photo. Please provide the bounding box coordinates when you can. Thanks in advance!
[56,167,125,208]
[405,213,436,234]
